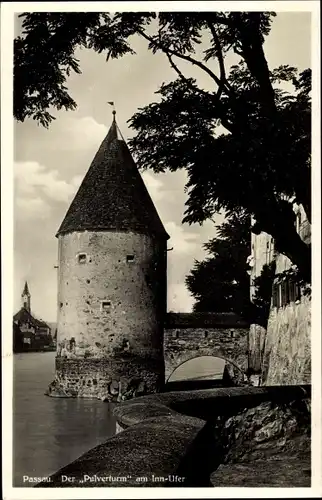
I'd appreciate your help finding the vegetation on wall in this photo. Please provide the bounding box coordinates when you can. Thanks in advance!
[14,12,311,282]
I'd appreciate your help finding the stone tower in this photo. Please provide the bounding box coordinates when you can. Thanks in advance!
[21,281,31,313]
[47,113,169,400]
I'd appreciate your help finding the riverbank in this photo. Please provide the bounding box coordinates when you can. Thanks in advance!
[37,384,311,488]
[14,346,56,353]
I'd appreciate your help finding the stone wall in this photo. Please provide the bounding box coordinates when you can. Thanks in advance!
[261,294,311,385]
[51,230,167,398]
[249,229,274,300]
[248,229,273,380]
[248,234,311,385]
[249,206,311,385]
[248,324,266,374]
[211,397,310,487]
[47,356,164,401]
[249,296,311,385]
[164,325,249,383]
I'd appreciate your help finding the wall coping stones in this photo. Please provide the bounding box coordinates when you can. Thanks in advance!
[37,385,310,488]
[165,312,250,329]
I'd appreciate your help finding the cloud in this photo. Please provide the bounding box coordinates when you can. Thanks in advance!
[165,221,199,254]
[168,283,194,312]
[14,161,83,222]
[141,171,165,202]
[14,161,82,204]
[52,116,108,151]
[165,221,200,313]
[15,196,50,220]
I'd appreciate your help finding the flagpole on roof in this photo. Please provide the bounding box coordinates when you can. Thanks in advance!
[107,101,116,119]
[107,101,126,141]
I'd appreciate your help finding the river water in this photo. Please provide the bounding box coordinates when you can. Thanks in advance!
[13,352,224,487]
[13,352,116,487]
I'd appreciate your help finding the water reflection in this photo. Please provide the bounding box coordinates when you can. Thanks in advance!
[13,352,116,487]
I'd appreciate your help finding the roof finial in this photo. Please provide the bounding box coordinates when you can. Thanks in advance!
[107,101,116,120]
[22,281,30,296]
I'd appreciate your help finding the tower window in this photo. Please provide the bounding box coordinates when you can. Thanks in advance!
[101,300,111,312]
[77,253,87,264]
[126,254,135,263]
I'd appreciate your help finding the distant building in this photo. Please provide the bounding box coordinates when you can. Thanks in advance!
[13,321,24,353]
[13,282,52,351]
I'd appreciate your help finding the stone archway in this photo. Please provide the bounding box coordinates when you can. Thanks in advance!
[165,351,247,386]
[163,312,250,387]
[168,355,226,382]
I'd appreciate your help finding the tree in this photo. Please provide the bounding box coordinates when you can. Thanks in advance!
[251,262,276,328]
[14,12,311,281]
[186,212,251,315]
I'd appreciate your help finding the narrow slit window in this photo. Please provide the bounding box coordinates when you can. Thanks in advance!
[285,280,290,305]
[126,254,135,263]
[277,284,282,308]
[272,283,281,308]
[101,300,111,312]
[272,284,277,307]
[281,282,286,306]
[78,253,87,264]
[295,285,301,302]
[289,280,296,303]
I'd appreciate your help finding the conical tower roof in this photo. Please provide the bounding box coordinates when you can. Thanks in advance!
[22,281,30,296]
[57,115,169,239]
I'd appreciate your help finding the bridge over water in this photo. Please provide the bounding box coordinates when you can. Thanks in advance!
[164,312,250,386]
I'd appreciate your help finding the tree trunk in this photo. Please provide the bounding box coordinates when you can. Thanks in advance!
[234,13,277,119]
[273,228,311,283]
[253,202,311,283]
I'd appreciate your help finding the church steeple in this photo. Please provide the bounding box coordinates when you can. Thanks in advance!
[56,115,169,239]
[21,281,31,312]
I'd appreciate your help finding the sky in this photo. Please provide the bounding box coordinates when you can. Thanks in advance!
[13,11,311,322]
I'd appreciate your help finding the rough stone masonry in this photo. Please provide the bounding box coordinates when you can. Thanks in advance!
[47,115,169,400]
